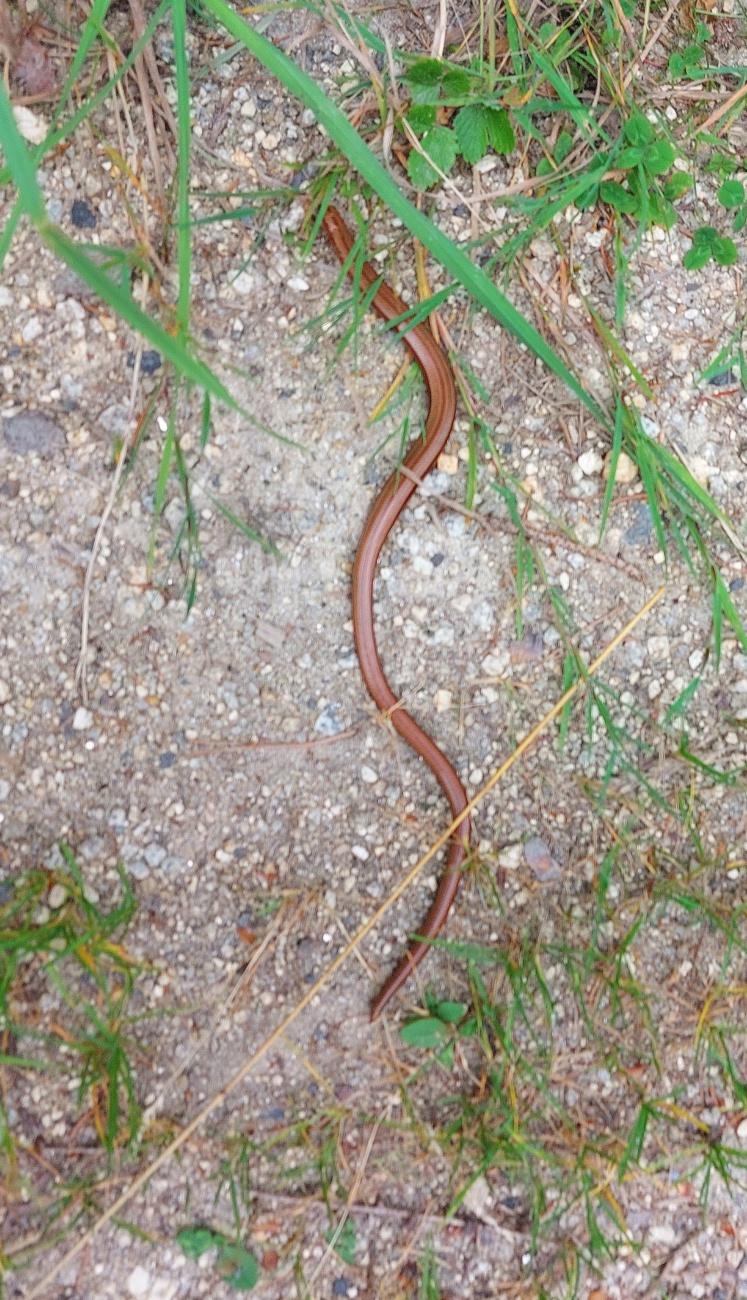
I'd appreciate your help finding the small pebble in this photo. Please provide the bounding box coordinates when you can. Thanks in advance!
[3,410,65,457]
[351,845,369,861]
[434,688,452,712]
[360,765,378,784]
[0,780,10,802]
[498,843,523,871]
[647,635,670,662]
[315,704,345,736]
[48,884,67,909]
[288,276,309,292]
[72,707,94,731]
[71,199,97,229]
[0,679,10,704]
[524,837,563,881]
[603,450,638,483]
[577,449,604,476]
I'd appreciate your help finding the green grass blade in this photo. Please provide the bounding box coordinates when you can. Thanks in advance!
[52,0,112,123]
[0,84,45,220]
[172,0,192,337]
[202,0,611,432]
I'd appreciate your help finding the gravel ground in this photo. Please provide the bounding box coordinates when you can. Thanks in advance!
[1,7,747,1298]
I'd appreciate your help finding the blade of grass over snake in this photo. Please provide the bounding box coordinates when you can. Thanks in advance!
[203,0,612,433]
[172,0,192,337]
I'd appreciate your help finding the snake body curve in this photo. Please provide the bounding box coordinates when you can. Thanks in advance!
[322,205,472,1020]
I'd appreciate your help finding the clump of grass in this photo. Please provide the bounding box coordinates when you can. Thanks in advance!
[0,843,143,1159]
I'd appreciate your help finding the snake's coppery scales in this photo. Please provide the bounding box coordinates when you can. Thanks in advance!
[322,205,472,1019]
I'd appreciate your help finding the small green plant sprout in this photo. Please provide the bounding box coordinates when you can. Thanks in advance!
[668,24,712,81]
[683,225,739,271]
[718,179,747,234]
[595,112,682,228]
[177,1226,260,1291]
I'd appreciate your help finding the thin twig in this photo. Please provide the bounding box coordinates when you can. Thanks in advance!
[74,277,149,705]
[24,585,664,1300]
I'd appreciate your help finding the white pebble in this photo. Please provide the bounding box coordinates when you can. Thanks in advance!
[288,276,310,292]
[0,780,9,802]
[647,635,670,662]
[434,689,452,712]
[577,449,604,477]
[603,450,638,484]
[689,649,704,671]
[0,679,10,704]
[738,1119,747,1139]
[240,98,257,117]
[126,1267,151,1298]
[72,707,94,730]
[360,765,378,784]
[648,679,662,700]
[351,844,369,861]
[498,843,523,871]
[48,884,67,909]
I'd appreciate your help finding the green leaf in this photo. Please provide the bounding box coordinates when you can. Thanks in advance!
[600,180,638,214]
[400,1017,449,1049]
[643,139,675,175]
[555,130,573,163]
[663,171,692,200]
[718,179,745,209]
[664,677,700,723]
[712,236,738,267]
[177,1227,223,1259]
[485,106,515,153]
[326,1220,357,1265]
[576,180,601,210]
[408,125,458,189]
[454,104,514,165]
[624,113,654,147]
[436,1000,468,1023]
[648,192,677,229]
[683,243,713,270]
[616,145,644,170]
[441,68,471,97]
[536,157,553,177]
[407,104,436,133]
[682,42,704,65]
[692,225,719,247]
[453,103,490,164]
[734,206,747,234]
[216,1243,259,1291]
[406,58,443,86]
[668,52,685,79]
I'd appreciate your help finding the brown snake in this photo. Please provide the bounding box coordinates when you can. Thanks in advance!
[322,205,471,1020]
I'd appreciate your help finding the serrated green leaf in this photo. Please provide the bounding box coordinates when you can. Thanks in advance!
[718,179,745,209]
[216,1243,259,1291]
[682,42,704,64]
[616,145,644,170]
[683,243,713,270]
[663,171,692,200]
[436,1000,468,1023]
[453,103,489,164]
[600,180,638,214]
[408,125,457,189]
[624,113,653,147]
[668,52,685,79]
[644,139,675,175]
[712,236,738,266]
[407,104,436,133]
[406,58,443,86]
[441,68,471,97]
[485,106,514,153]
[400,1017,449,1048]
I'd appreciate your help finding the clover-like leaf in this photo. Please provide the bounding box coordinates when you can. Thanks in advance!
[682,243,713,270]
[712,236,738,267]
[643,139,675,175]
[400,1017,450,1048]
[718,179,745,209]
[662,171,692,201]
[624,112,653,147]
[600,179,638,214]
